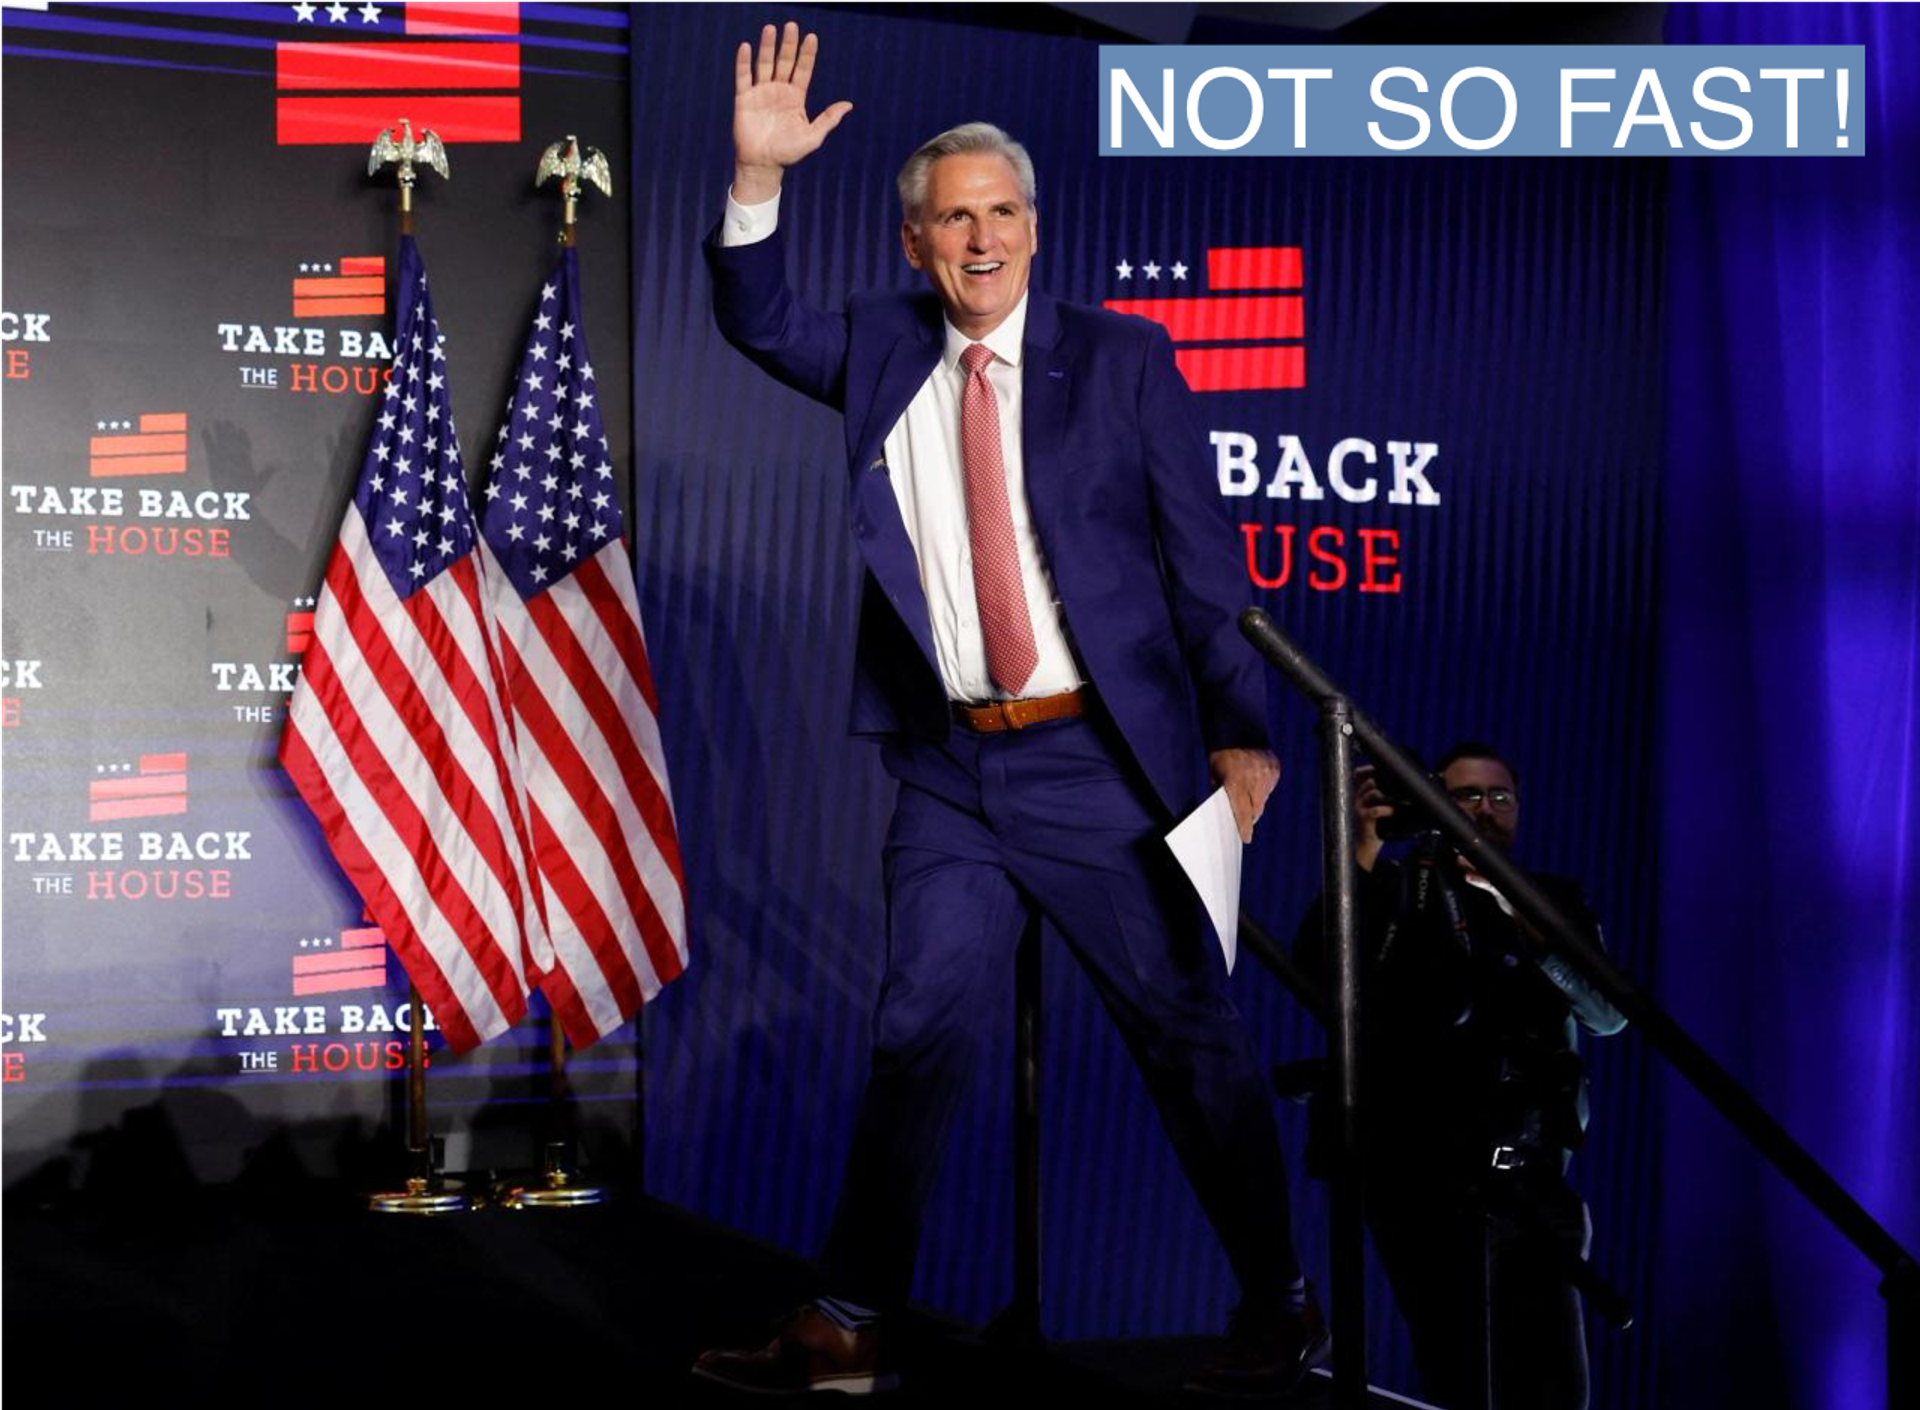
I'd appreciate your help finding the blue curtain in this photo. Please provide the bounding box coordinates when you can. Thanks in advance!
[1659,6,1920,1408]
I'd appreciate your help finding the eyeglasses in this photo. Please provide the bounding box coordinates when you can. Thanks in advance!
[1448,786,1517,811]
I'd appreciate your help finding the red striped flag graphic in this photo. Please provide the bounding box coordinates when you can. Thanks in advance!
[276,3,521,145]
[89,412,188,478]
[291,924,390,996]
[89,753,188,822]
[293,256,386,319]
[1105,245,1306,392]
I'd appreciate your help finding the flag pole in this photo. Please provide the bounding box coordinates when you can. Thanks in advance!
[498,134,618,1212]
[362,119,466,1216]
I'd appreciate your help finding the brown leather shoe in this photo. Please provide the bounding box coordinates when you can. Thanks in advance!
[1184,1293,1331,1399]
[690,1303,898,1396]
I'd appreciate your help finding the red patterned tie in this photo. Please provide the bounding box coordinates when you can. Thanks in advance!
[960,343,1039,696]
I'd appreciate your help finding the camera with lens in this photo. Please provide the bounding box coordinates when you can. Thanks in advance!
[1362,754,1438,843]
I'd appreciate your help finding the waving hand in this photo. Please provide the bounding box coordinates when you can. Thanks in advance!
[732,22,852,205]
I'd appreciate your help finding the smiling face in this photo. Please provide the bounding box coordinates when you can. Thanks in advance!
[900,152,1037,341]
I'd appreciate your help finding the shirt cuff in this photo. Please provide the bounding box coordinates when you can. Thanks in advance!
[721,188,781,246]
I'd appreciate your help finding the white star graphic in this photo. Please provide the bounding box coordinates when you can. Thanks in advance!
[591,491,610,511]
[389,486,408,505]
[427,371,443,391]
[530,343,548,362]
[559,322,574,341]
[557,352,572,372]
[393,456,411,476]
[534,312,552,333]
[507,522,525,541]
[373,443,390,462]
[396,424,415,445]
[439,537,454,556]
[484,482,500,500]
[409,560,425,579]
[1171,261,1189,280]
[538,504,556,523]
[386,518,404,538]
[1143,261,1161,280]
[292,1,317,20]
[517,432,535,451]
[533,533,551,553]
[567,482,583,500]
[541,472,560,492]
[358,2,381,22]
[327,1,349,22]
[543,444,562,462]
[1116,260,1133,279]
[531,565,548,583]
[413,527,429,548]
[490,450,505,471]
[370,472,385,491]
[596,462,613,479]
[580,362,594,382]
[524,371,544,392]
[541,283,557,302]
[563,512,580,532]
[591,520,609,539]
[509,492,529,512]
[575,390,595,410]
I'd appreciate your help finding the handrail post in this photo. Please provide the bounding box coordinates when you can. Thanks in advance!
[1319,695,1368,1409]
[1889,1259,1920,1409]
[1010,912,1044,1343]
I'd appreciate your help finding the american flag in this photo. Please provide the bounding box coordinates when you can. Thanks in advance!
[480,247,687,1047]
[281,235,549,1054]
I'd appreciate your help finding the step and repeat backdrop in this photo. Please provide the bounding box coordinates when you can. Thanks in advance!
[629,4,1662,1398]
[1,2,639,1187]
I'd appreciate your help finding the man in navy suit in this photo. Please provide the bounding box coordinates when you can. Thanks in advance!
[693,24,1323,1398]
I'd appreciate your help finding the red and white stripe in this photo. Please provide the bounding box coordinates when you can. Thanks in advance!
[482,537,687,1048]
[281,505,550,1053]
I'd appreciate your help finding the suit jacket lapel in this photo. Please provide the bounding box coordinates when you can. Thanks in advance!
[849,309,943,672]
[1020,291,1072,571]
[852,311,941,475]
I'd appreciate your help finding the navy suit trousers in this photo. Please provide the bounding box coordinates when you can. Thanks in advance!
[819,710,1299,1310]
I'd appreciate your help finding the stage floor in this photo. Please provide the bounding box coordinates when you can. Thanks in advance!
[6,1181,1430,1406]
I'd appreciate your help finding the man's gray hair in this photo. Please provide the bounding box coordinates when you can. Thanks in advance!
[896,122,1037,222]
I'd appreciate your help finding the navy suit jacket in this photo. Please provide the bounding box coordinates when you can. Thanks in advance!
[705,225,1268,820]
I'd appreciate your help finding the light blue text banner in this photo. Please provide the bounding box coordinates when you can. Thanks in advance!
[1099,46,1865,156]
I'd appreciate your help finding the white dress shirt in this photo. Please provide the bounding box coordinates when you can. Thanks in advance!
[722,190,1083,702]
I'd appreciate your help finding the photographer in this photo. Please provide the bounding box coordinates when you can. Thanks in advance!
[1296,742,1625,1410]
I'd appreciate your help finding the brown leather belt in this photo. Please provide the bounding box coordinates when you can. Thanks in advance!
[952,687,1089,733]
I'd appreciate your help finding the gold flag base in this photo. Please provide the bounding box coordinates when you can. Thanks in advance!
[495,1141,606,1208]
[496,1178,606,1210]
[368,1175,473,1215]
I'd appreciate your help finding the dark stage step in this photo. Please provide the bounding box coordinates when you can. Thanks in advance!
[6,1182,1426,1405]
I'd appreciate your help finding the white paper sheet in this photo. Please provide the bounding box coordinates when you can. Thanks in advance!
[1165,786,1242,973]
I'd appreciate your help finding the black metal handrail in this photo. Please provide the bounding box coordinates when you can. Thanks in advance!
[1238,607,1919,1410]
